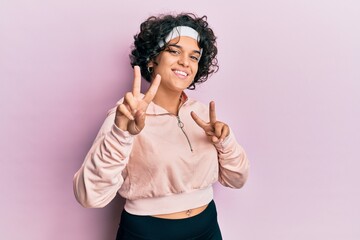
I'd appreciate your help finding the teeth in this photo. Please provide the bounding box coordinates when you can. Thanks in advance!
[174,70,187,76]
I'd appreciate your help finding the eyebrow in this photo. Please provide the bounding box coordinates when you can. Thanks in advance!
[167,44,201,55]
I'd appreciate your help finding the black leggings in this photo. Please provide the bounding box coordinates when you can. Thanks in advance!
[116,200,222,240]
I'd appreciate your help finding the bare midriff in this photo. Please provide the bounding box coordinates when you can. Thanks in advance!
[152,204,208,219]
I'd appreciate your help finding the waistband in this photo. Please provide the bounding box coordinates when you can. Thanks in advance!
[124,187,213,215]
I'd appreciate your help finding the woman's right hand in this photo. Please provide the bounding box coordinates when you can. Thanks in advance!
[115,66,161,135]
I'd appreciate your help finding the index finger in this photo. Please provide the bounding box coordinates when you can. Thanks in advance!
[143,74,161,104]
[191,111,207,129]
[209,101,217,124]
[132,66,141,97]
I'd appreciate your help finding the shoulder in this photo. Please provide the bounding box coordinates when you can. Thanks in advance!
[185,98,207,109]
[105,97,124,117]
[184,98,209,118]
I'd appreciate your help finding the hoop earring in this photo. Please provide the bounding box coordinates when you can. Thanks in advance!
[147,67,153,73]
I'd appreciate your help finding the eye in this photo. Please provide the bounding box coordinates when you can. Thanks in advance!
[166,48,180,55]
[190,55,200,61]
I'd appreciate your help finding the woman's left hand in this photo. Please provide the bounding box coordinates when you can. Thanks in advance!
[191,101,229,144]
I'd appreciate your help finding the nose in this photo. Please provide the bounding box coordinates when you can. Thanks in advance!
[178,53,189,67]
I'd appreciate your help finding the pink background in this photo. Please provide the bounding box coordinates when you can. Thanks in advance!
[1,0,359,239]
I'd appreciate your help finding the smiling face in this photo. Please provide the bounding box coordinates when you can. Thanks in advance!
[149,36,201,94]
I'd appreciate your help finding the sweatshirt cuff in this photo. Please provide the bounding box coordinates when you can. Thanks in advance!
[213,129,237,151]
[111,124,134,145]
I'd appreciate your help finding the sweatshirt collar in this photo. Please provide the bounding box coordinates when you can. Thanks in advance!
[146,92,188,115]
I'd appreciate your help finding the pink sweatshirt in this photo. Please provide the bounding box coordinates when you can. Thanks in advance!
[73,94,249,215]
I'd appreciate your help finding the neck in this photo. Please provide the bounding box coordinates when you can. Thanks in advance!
[153,89,183,115]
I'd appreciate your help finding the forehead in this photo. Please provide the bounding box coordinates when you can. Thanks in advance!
[167,36,200,51]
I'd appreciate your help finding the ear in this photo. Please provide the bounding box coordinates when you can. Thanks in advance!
[147,58,159,68]
[147,61,155,68]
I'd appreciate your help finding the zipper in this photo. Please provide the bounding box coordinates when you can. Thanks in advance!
[176,115,193,152]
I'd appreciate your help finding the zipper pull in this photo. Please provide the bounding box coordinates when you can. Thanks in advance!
[176,116,193,152]
[177,116,184,128]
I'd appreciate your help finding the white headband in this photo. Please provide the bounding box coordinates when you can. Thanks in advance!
[159,26,203,60]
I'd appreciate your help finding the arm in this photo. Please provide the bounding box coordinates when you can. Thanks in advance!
[73,66,161,208]
[191,101,250,189]
[73,109,134,208]
[214,130,249,188]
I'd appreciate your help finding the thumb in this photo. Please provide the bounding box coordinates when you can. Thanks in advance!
[134,110,146,130]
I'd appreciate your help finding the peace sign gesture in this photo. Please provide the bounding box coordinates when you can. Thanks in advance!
[191,101,230,144]
[115,66,161,135]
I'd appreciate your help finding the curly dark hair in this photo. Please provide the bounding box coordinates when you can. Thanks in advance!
[130,12,219,90]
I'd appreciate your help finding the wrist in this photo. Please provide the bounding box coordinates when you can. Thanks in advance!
[115,115,129,131]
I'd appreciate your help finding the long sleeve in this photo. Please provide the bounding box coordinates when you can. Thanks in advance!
[214,130,250,189]
[73,108,134,208]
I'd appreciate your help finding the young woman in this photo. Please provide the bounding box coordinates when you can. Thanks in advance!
[73,12,250,240]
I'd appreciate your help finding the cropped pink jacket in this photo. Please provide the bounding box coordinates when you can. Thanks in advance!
[73,94,249,215]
